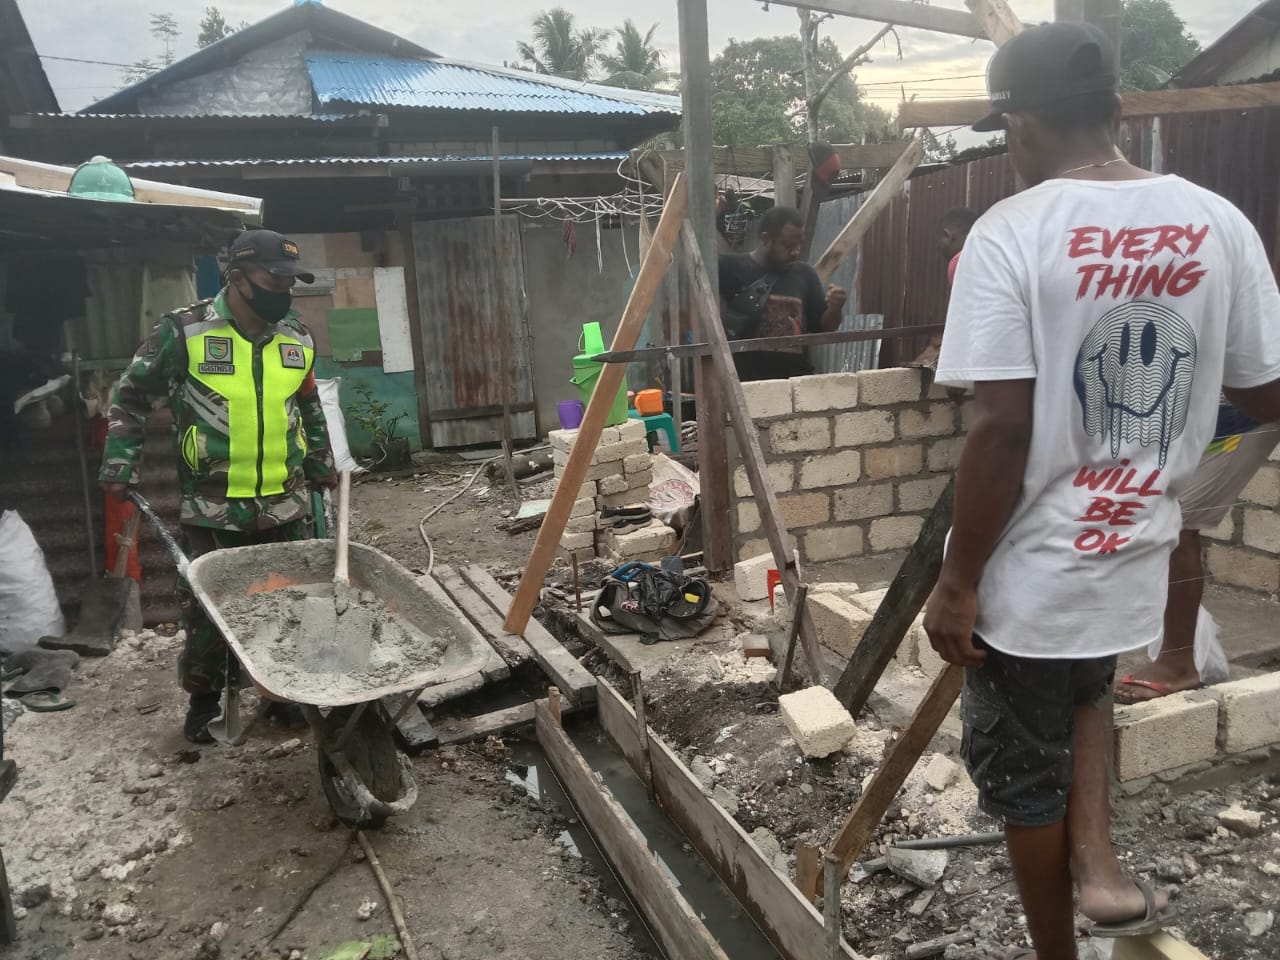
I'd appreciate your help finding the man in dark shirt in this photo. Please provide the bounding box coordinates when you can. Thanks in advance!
[718,206,848,381]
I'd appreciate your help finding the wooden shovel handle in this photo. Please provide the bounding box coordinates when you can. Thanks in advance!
[334,471,351,586]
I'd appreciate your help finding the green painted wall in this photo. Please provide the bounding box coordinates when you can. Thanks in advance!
[313,359,423,455]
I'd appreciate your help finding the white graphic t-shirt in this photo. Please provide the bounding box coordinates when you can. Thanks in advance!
[936,175,1280,659]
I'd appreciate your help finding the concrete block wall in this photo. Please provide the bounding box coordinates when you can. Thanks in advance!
[729,369,967,564]
[1201,446,1280,595]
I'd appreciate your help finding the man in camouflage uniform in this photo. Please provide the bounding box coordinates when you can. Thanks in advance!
[101,230,336,743]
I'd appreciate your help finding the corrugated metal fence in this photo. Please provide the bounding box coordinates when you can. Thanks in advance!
[857,105,1280,366]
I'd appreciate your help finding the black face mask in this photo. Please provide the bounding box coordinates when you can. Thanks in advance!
[241,276,292,324]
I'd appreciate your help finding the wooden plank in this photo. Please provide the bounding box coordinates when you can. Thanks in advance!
[764,0,987,39]
[436,699,587,746]
[834,143,918,171]
[683,226,827,682]
[813,139,925,285]
[1112,932,1212,960]
[899,81,1280,129]
[833,476,955,715]
[597,676,651,785]
[535,700,729,960]
[434,564,534,668]
[380,694,438,753]
[596,680,861,960]
[504,176,687,634]
[462,565,597,704]
[794,842,822,904]
[414,574,511,684]
[659,145,774,174]
[657,142,914,177]
[574,613,639,674]
[773,145,798,208]
[591,323,943,364]
[965,0,1024,46]
[830,665,964,876]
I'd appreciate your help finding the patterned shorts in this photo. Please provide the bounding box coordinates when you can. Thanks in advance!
[961,639,1116,827]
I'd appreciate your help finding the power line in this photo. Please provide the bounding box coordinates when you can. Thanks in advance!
[855,72,986,88]
[39,54,137,69]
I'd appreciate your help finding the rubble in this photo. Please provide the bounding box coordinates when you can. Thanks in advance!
[1245,910,1274,938]
[357,897,379,921]
[1218,804,1264,837]
[887,847,949,887]
[778,686,856,759]
[921,754,960,793]
[102,902,138,926]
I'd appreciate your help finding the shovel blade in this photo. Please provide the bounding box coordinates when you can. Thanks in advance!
[298,596,373,673]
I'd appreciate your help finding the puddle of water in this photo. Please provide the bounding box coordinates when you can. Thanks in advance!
[504,763,542,801]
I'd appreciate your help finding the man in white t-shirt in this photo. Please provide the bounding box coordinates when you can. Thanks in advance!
[925,22,1280,960]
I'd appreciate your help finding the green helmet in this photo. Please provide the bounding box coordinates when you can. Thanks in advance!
[68,156,135,202]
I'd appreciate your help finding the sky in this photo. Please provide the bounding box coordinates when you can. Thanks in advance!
[23,0,1247,116]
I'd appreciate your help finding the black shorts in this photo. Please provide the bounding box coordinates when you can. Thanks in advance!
[961,639,1116,828]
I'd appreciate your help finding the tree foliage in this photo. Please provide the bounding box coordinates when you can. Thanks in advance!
[197,6,235,48]
[1120,0,1201,90]
[150,13,180,67]
[710,35,889,147]
[516,7,611,81]
[600,20,668,91]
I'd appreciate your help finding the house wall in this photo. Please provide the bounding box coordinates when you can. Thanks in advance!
[137,33,313,116]
[1218,34,1280,84]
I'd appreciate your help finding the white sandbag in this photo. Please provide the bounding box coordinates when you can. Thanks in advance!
[1146,603,1229,685]
[0,510,65,652]
[316,378,362,475]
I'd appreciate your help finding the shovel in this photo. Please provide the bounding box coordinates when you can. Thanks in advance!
[298,471,373,673]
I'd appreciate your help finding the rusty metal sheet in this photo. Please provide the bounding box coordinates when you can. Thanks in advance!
[412,215,537,447]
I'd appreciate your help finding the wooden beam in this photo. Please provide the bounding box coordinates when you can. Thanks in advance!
[591,323,939,364]
[829,664,964,877]
[965,0,1024,47]
[380,694,438,753]
[832,476,955,715]
[683,223,828,683]
[597,680,860,960]
[461,564,597,704]
[659,146,774,174]
[536,700,730,960]
[764,0,987,39]
[813,139,924,285]
[655,142,913,178]
[434,564,534,668]
[899,80,1280,129]
[1110,933,1212,960]
[503,176,687,634]
[772,146,797,208]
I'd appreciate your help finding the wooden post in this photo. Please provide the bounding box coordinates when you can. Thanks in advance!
[832,477,954,715]
[548,686,562,725]
[1055,0,1122,66]
[492,127,518,499]
[794,841,822,902]
[814,139,924,285]
[679,0,733,574]
[829,664,964,877]
[683,223,828,684]
[824,854,843,960]
[964,0,1025,46]
[773,145,798,209]
[776,584,809,692]
[396,197,433,450]
[503,178,687,634]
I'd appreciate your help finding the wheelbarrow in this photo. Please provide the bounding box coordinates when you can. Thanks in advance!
[128,493,491,828]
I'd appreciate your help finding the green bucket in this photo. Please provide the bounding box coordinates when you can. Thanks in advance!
[572,322,629,427]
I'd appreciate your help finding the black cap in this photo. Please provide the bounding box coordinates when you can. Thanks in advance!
[224,229,315,283]
[974,21,1118,133]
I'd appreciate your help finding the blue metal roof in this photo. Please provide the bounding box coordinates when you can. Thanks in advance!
[305,52,681,117]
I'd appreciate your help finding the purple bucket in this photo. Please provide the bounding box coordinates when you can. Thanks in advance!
[557,399,585,430]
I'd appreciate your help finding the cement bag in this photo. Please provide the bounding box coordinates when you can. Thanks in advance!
[1146,604,1229,685]
[0,510,65,652]
[316,378,362,475]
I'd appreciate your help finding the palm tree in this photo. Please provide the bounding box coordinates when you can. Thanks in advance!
[516,8,610,82]
[600,20,668,91]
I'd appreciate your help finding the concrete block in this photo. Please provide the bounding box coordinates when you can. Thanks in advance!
[737,535,796,564]
[1243,509,1280,553]
[624,470,653,491]
[605,520,675,560]
[1113,693,1219,781]
[737,501,761,534]
[849,589,888,615]
[780,492,831,529]
[598,489,649,510]
[887,847,948,886]
[1205,544,1279,594]
[560,530,595,551]
[1243,465,1280,507]
[799,450,862,490]
[565,515,597,535]
[558,544,596,562]
[569,497,597,520]
[559,479,597,502]
[802,525,865,562]
[865,444,924,481]
[859,368,923,406]
[1208,673,1280,754]
[834,484,895,522]
[550,426,618,455]
[897,475,951,513]
[899,405,957,439]
[1204,510,1236,544]
[792,373,860,413]
[616,419,649,443]
[741,378,794,420]
[769,417,833,454]
[833,409,895,446]
[734,549,802,602]
[1217,804,1264,837]
[562,458,625,483]
[807,592,872,657]
[598,474,630,496]
[915,620,947,678]
[596,439,650,463]
[779,686,857,759]
[739,633,773,659]
[927,437,965,472]
[623,453,652,475]
[870,516,925,552]
[733,461,795,498]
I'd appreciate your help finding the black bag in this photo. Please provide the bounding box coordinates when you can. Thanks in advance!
[591,563,718,644]
[722,274,776,341]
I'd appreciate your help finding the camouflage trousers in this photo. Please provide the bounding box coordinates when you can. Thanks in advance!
[177,519,312,696]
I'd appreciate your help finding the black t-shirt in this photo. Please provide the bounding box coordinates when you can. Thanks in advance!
[718,253,828,381]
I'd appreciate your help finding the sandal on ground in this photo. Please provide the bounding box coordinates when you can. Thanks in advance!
[1114,675,1204,706]
[1088,879,1175,938]
[19,691,75,712]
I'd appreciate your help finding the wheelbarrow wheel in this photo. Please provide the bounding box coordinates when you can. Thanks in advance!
[318,706,402,830]
[0,849,17,945]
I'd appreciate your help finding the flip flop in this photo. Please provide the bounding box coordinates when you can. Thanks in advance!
[1115,675,1204,705]
[18,691,75,713]
[1088,879,1174,938]
[1004,951,1035,960]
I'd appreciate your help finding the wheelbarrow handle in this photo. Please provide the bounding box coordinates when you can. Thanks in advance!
[126,490,190,578]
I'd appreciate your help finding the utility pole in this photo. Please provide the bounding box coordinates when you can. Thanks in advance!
[1055,0,1122,67]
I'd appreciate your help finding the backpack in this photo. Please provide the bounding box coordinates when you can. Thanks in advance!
[591,561,718,644]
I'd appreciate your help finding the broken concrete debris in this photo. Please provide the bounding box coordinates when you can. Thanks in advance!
[778,686,856,759]
[1245,910,1275,938]
[921,754,960,793]
[712,784,740,815]
[887,847,949,887]
[1218,803,1264,837]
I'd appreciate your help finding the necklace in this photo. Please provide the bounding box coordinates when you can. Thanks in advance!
[1057,156,1126,177]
